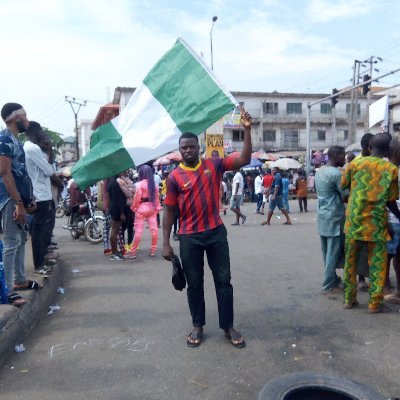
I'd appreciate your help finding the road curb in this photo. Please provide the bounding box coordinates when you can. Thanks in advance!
[0,260,66,366]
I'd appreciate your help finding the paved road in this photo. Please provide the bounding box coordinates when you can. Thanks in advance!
[0,199,399,399]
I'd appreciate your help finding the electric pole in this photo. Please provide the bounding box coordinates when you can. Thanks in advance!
[350,60,361,144]
[65,96,87,160]
[363,56,383,127]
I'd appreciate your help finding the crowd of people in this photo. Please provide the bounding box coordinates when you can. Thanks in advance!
[0,103,62,306]
[315,132,400,313]
[1,101,399,352]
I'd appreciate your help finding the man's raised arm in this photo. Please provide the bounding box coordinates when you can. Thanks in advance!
[230,110,252,170]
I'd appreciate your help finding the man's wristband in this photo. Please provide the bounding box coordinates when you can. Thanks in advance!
[15,200,24,205]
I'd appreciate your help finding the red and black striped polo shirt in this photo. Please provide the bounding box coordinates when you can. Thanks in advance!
[165,157,235,234]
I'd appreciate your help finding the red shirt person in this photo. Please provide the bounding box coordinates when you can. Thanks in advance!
[163,111,252,349]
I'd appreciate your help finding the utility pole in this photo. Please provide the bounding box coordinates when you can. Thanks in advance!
[363,56,383,127]
[305,66,400,173]
[65,96,87,160]
[350,60,361,144]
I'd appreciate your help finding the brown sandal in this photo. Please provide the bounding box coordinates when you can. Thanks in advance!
[187,331,203,348]
[224,329,245,348]
[343,300,359,309]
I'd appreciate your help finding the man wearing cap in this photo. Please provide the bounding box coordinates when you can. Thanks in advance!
[0,103,38,306]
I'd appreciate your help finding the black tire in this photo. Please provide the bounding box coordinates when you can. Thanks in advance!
[70,228,81,240]
[84,216,104,244]
[258,373,386,400]
[55,206,65,218]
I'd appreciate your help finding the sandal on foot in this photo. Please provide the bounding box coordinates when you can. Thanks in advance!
[7,293,27,307]
[33,268,53,278]
[187,331,203,348]
[13,280,43,291]
[343,300,359,309]
[261,221,270,226]
[224,329,245,348]
[368,304,392,314]
[384,293,400,304]
[283,221,292,225]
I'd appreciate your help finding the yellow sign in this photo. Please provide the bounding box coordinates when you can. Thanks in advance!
[205,133,224,158]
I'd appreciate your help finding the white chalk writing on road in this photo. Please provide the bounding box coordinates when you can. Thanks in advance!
[48,337,155,358]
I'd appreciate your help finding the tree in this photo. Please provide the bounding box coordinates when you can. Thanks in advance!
[19,127,64,155]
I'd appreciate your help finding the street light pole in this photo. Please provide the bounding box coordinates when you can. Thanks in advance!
[210,16,218,70]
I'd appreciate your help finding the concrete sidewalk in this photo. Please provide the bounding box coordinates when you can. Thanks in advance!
[0,235,65,365]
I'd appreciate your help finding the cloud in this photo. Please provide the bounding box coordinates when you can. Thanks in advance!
[306,0,375,23]
[0,0,381,134]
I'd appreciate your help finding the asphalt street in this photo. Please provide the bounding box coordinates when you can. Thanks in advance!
[0,199,399,400]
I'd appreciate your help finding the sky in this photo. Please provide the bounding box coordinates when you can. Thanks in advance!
[1,0,399,136]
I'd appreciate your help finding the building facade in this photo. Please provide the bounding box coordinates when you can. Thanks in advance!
[219,91,382,153]
[56,136,76,164]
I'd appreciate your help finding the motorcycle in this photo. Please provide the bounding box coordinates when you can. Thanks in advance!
[56,195,70,218]
[63,194,104,244]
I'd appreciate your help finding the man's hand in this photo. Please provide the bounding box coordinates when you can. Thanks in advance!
[13,203,26,224]
[120,214,126,223]
[271,195,276,202]
[26,201,37,215]
[240,110,252,128]
[162,243,174,261]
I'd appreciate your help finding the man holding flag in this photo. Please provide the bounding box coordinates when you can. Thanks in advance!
[162,111,252,349]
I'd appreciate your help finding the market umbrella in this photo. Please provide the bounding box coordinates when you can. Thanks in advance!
[165,151,182,162]
[243,158,263,169]
[266,153,281,161]
[59,166,73,177]
[269,157,302,170]
[252,150,269,160]
[153,156,170,166]
[345,143,362,152]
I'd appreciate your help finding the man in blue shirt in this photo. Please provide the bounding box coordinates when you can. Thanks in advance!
[315,146,346,294]
[261,167,292,225]
[0,103,39,306]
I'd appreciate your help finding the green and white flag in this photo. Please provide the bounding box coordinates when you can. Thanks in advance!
[72,38,237,189]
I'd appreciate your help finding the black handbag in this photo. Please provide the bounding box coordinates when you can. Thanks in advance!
[171,255,186,291]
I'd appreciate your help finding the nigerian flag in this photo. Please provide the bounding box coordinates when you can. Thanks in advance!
[72,38,237,189]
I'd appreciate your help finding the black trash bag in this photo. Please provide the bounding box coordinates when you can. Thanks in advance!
[171,255,186,291]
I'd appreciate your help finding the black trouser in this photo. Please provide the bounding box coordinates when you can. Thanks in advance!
[256,192,263,211]
[173,206,180,235]
[124,206,134,244]
[298,197,307,212]
[31,200,54,269]
[46,201,56,249]
[179,224,234,330]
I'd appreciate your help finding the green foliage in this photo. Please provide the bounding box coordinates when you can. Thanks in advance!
[18,127,64,155]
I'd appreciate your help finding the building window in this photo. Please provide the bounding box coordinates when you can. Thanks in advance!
[286,103,302,114]
[317,130,326,141]
[344,130,349,140]
[283,129,299,150]
[263,130,276,141]
[346,103,361,115]
[263,102,278,114]
[320,103,331,114]
[232,130,244,141]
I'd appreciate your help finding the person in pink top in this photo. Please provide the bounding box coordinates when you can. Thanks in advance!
[126,165,161,258]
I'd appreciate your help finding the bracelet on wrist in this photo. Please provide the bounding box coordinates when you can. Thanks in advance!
[15,200,23,205]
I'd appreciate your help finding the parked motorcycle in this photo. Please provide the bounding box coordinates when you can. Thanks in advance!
[63,194,104,243]
[56,196,70,218]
